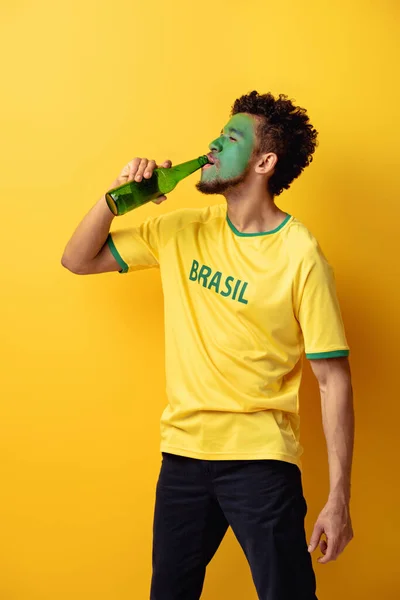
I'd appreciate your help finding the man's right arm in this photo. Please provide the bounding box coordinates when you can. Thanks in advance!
[61,158,171,275]
[61,193,119,275]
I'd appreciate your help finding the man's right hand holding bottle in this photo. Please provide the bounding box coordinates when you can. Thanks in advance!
[109,158,173,205]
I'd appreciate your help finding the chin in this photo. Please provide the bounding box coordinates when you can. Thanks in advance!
[196,171,248,195]
[196,179,231,195]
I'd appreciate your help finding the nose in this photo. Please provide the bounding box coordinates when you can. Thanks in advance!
[209,136,223,154]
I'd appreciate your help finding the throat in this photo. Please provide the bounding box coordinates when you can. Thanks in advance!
[227,208,288,234]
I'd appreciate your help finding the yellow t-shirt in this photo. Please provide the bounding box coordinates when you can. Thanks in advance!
[107,203,349,468]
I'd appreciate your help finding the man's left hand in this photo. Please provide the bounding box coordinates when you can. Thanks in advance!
[308,500,354,564]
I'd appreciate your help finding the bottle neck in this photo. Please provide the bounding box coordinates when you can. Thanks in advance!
[173,155,209,174]
[157,155,209,194]
[162,156,206,186]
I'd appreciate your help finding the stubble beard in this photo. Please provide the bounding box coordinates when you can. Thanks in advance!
[196,164,251,196]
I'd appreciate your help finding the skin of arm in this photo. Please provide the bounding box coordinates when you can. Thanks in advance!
[61,193,115,274]
[61,159,171,275]
[307,356,355,564]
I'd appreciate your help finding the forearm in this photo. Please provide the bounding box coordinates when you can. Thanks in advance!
[62,190,116,270]
[320,373,354,504]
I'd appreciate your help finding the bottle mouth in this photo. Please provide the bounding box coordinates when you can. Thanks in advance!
[105,193,119,216]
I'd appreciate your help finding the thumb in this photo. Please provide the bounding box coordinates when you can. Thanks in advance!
[152,195,167,205]
[117,163,130,183]
[308,523,324,553]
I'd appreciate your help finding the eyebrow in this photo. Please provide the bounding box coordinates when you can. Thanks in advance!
[221,127,244,138]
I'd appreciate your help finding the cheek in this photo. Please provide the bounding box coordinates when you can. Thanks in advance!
[223,147,251,173]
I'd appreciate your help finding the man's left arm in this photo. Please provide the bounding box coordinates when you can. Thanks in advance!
[307,356,355,564]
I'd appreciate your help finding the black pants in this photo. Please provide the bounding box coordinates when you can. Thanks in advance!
[150,452,317,600]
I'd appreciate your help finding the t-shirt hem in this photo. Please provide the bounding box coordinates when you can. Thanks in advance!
[160,444,302,467]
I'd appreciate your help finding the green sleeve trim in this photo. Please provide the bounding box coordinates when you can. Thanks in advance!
[306,349,350,359]
[106,233,129,274]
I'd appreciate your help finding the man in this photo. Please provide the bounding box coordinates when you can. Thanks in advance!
[62,90,354,599]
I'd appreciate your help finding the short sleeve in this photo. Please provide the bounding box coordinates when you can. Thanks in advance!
[294,244,350,359]
[106,215,161,274]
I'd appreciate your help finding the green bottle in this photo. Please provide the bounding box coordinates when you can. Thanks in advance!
[105,155,210,216]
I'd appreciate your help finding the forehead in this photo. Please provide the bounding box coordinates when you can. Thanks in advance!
[223,113,256,135]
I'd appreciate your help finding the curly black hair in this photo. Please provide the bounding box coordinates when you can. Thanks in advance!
[231,91,318,197]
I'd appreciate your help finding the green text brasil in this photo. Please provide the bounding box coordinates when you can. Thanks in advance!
[189,259,249,304]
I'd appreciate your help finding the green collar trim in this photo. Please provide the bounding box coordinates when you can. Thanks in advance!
[226,212,292,237]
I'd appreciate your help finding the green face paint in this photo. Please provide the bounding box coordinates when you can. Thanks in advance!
[200,113,257,187]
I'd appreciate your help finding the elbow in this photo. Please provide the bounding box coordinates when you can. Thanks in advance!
[61,254,85,274]
[61,253,71,270]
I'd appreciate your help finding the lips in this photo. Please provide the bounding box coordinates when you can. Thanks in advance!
[207,153,218,166]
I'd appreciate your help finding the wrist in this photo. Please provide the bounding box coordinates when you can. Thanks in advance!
[328,490,351,506]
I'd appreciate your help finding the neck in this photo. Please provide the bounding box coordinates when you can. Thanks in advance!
[224,180,287,234]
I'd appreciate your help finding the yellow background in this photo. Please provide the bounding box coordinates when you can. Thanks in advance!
[1,1,399,598]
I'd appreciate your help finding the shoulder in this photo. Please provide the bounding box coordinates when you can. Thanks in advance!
[283,215,327,264]
[156,203,225,236]
[282,217,337,288]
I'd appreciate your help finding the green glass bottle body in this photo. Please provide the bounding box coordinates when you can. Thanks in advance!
[105,155,209,216]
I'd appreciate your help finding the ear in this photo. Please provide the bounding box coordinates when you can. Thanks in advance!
[254,152,278,175]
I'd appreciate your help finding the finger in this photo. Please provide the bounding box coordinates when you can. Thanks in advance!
[152,195,167,204]
[144,159,156,179]
[154,160,171,170]
[128,157,141,181]
[319,539,328,554]
[134,158,149,182]
[318,539,338,564]
[118,164,130,180]
[318,551,336,564]
[308,524,324,553]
